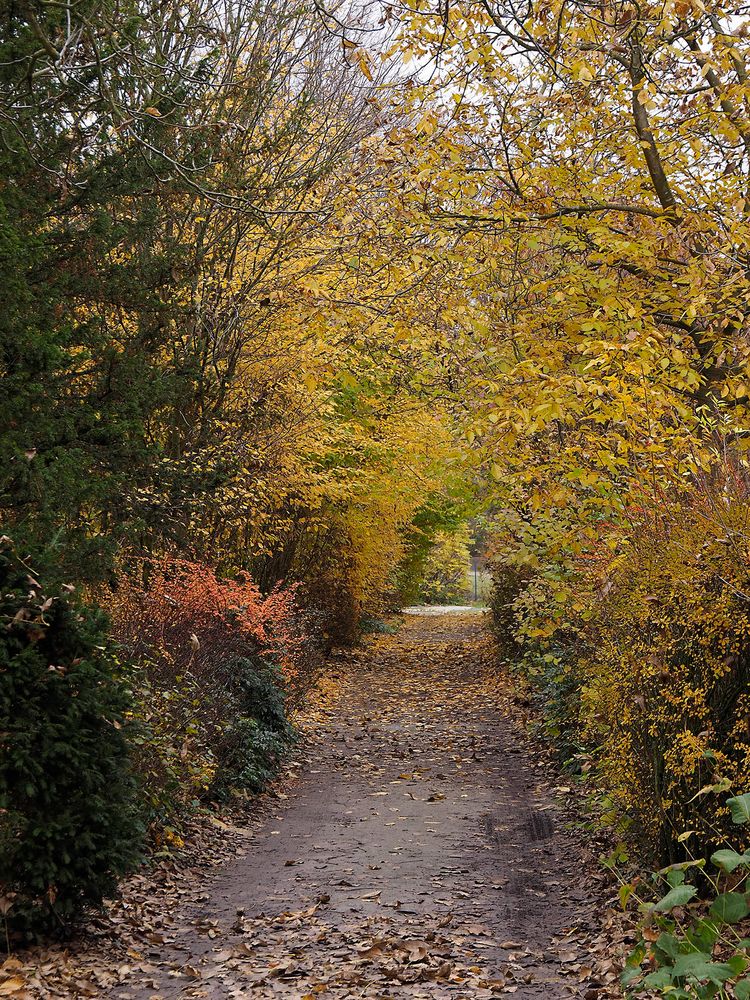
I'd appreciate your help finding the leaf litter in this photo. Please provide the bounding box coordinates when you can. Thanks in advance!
[2,612,628,998]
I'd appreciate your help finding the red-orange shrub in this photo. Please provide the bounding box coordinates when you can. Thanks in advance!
[109,557,315,692]
[103,557,321,834]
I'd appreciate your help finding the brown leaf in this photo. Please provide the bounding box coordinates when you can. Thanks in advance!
[0,978,27,997]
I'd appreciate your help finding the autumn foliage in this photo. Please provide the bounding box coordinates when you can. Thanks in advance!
[109,558,312,696]
[488,465,750,861]
[9,0,750,943]
[377,0,750,864]
[105,558,317,831]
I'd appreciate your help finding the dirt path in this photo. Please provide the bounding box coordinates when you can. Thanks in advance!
[8,613,620,998]
[90,612,611,1000]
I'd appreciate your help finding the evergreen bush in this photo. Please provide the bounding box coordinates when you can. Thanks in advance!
[0,540,143,940]
[212,656,294,797]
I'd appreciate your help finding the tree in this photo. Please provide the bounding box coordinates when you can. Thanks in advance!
[354,2,750,607]
[0,0,385,580]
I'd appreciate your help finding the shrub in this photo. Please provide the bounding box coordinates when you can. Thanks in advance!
[127,667,218,839]
[359,614,398,635]
[579,492,750,861]
[105,557,313,833]
[488,560,590,763]
[0,539,142,940]
[211,656,294,798]
[298,529,362,647]
[487,469,750,863]
[487,561,535,662]
[623,792,750,999]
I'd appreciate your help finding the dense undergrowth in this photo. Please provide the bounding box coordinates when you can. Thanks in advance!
[487,470,750,866]
[486,477,750,996]
[107,558,310,838]
[620,792,750,998]
[0,541,143,939]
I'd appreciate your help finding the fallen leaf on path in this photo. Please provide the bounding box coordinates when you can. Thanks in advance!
[0,978,27,996]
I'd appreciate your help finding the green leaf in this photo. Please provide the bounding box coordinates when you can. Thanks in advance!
[619,882,635,908]
[711,849,750,873]
[671,952,734,984]
[621,945,646,985]
[727,793,750,825]
[621,965,641,986]
[735,977,750,1000]
[710,891,750,924]
[685,918,720,954]
[655,931,682,960]
[727,954,749,976]
[654,885,697,911]
[658,859,706,876]
[643,968,674,988]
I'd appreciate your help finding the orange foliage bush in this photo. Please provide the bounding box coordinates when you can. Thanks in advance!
[109,557,315,697]
[103,557,322,834]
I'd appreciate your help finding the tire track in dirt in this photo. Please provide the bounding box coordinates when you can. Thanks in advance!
[108,611,614,999]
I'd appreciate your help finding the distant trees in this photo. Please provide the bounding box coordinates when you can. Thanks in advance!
[419,526,472,605]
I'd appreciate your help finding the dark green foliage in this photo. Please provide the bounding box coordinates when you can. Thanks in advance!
[517,641,587,761]
[212,656,294,797]
[488,564,586,761]
[359,615,399,635]
[0,1,210,581]
[623,802,750,998]
[0,541,143,940]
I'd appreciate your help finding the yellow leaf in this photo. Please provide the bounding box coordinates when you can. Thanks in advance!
[571,60,594,83]
[0,979,27,996]
[356,49,374,82]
